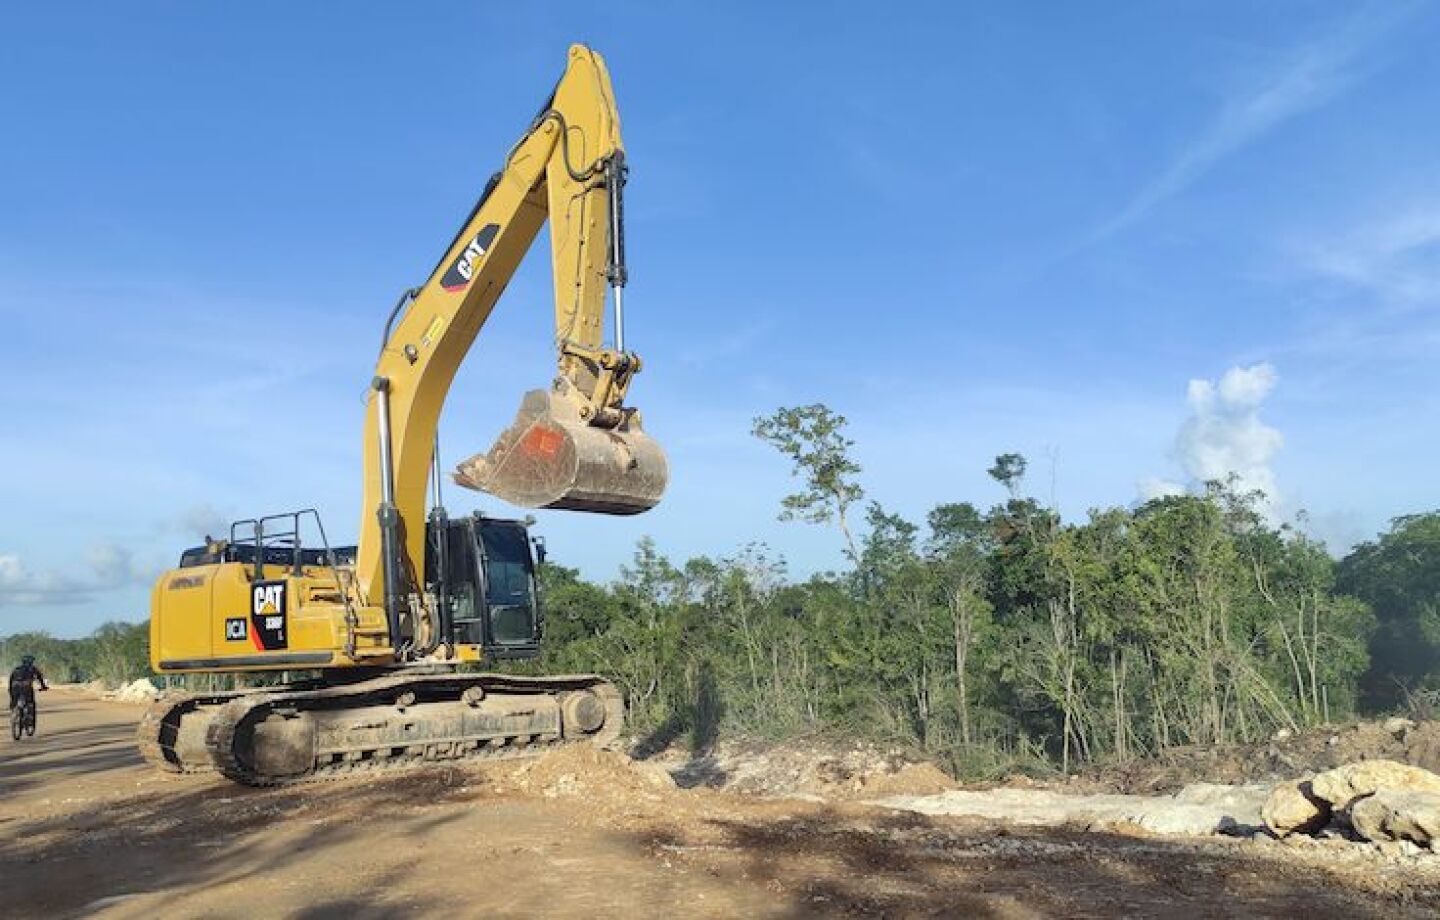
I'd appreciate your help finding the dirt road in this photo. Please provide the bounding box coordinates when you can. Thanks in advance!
[2,690,1437,919]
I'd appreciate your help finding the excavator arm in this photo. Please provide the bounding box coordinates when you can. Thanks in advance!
[356,44,666,622]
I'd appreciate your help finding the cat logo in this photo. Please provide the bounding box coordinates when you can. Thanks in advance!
[439,223,500,292]
[249,580,289,650]
[253,583,284,615]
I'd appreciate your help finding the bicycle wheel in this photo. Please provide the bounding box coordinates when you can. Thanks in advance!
[9,708,20,741]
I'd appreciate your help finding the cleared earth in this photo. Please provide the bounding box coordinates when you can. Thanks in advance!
[2,689,1438,919]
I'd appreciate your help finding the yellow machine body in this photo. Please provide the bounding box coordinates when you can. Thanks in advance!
[150,562,391,674]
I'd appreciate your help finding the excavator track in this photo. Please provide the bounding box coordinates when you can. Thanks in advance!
[140,671,623,787]
[137,690,250,774]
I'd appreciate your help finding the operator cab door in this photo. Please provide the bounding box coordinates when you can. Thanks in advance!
[436,517,540,658]
[476,520,541,656]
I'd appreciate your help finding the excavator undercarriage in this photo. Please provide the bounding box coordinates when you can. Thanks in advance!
[138,671,623,786]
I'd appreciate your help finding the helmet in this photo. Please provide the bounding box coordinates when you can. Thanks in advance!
[20,655,34,665]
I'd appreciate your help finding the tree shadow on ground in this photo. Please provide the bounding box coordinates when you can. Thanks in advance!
[0,716,146,799]
[628,711,687,761]
[629,661,727,788]
[622,806,1440,919]
[0,767,484,918]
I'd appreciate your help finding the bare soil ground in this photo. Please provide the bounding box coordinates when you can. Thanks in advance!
[2,690,1439,919]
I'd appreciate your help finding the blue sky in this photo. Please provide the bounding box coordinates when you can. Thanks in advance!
[3,2,1438,636]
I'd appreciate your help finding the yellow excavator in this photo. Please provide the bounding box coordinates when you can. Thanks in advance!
[139,44,667,786]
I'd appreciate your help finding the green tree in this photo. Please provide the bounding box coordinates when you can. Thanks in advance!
[926,502,994,747]
[987,453,1028,498]
[89,620,150,686]
[752,404,865,561]
[1338,512,1440,711]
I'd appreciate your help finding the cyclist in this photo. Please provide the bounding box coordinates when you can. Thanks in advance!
[8,655,48,713]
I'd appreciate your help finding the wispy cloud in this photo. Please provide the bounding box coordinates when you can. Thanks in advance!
[1260,202,1440,372]
[1093,5,1412,241]
[676,317,776,370]
[1303,205,1440,308]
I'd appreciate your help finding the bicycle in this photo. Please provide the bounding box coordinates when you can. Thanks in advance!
[10,694,36,740]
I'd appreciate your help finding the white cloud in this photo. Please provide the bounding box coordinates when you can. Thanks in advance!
[1137,476,1186,501]
[0,553,94,607]
[1178,363,1283,500]
[1213,363,1279,407]
[87,541,157,587]
[1141,363,1284,515]
[0,541,161,609]
[1301,507,1370,556]
[0,556,24,588]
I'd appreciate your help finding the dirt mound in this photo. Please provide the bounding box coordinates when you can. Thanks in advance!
[858,762,957,797]
[502,745,675,799]
[1079,719,1440,795]
[659,739,956,800]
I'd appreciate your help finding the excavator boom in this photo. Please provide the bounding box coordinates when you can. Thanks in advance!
[357,43,667,614]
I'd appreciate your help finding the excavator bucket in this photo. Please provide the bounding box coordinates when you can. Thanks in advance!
[453,389,667,515]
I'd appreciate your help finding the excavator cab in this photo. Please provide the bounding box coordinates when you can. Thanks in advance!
[426,514,541,658]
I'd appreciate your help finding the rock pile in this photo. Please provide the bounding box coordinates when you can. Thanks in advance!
[872,782,1270,835]
[1263,760,1440,849]
[661,740,951,799]
[102,678,162,703]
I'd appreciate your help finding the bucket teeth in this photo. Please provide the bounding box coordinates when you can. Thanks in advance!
[454,388,667,515]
